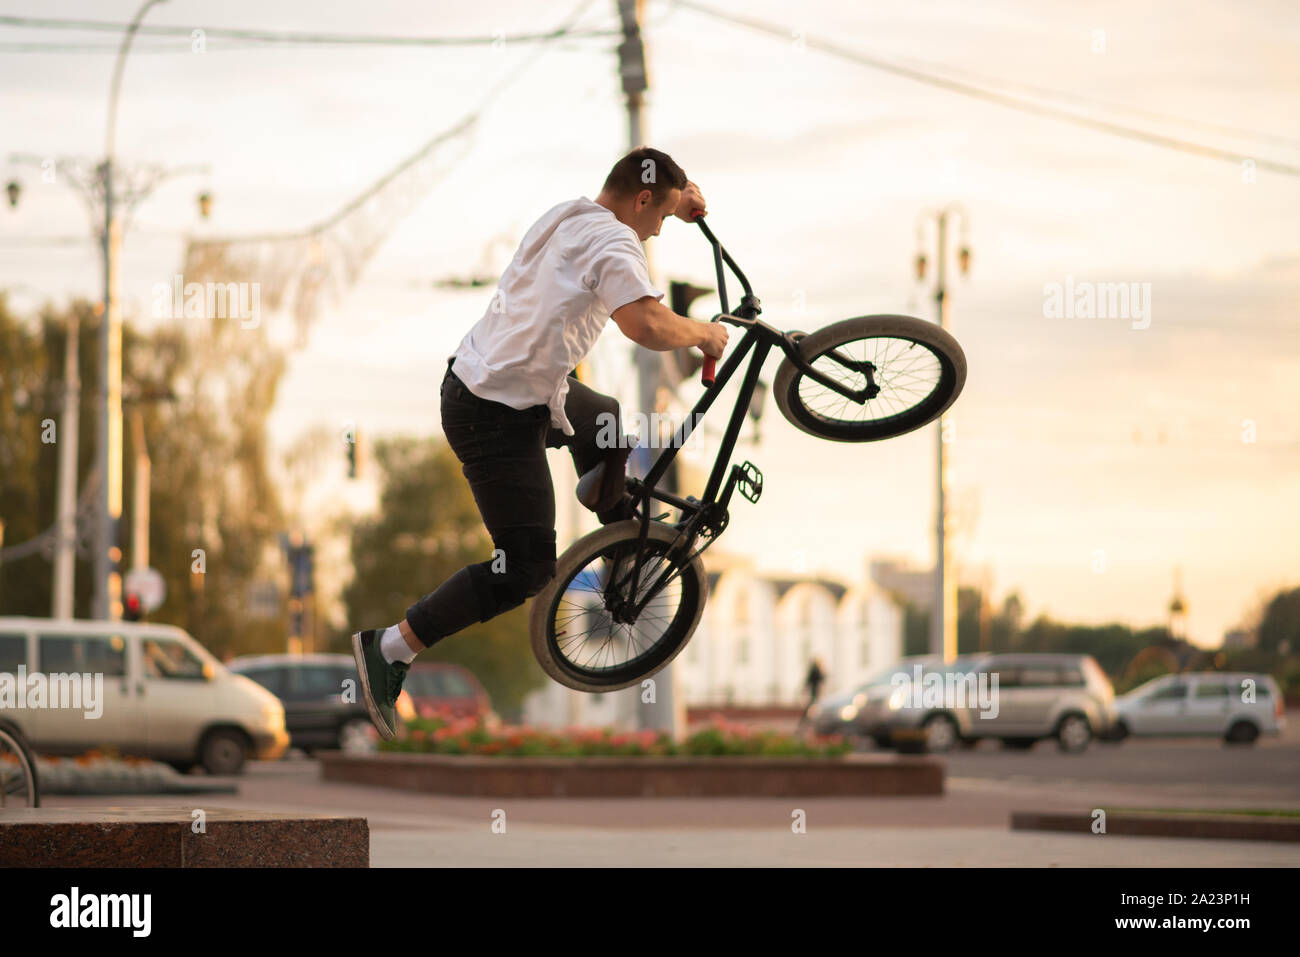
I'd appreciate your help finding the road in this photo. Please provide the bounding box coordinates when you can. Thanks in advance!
[931,721,1300,799]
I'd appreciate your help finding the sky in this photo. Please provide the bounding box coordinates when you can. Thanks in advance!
[1,0,1298,646]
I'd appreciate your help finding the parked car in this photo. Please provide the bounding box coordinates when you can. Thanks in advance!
[402,662,494,722]
[1111,672,1284,745]
[960,653,1116,752]
[808,655,975,751]
[0,617,288,775]
[227,653,415,754]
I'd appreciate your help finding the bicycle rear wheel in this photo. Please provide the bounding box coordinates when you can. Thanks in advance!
[773,315,966,442]
[0,727,40,808]
[529,520,707,693]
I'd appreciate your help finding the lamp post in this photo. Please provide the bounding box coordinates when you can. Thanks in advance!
[914,205,970,663]
[94,0,169,621]
[8,1,214,619]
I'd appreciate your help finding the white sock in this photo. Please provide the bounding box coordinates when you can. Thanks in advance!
[379,624,417,665]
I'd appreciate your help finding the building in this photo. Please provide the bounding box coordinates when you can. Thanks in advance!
[869,557,935,612]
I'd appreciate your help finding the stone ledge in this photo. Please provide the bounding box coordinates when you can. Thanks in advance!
[320,751,944,798]
[1010,810,1300,843]
[0,806,369,867]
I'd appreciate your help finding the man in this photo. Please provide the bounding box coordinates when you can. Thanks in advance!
[352,147,729,739]
[797,656,827,733]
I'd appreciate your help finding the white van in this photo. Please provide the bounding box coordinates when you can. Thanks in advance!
[0,617,288,774]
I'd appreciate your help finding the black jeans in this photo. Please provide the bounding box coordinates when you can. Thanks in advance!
[404,358,626,648]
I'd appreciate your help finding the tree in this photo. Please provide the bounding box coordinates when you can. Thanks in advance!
[129,315,288,658]
[1256,586,1300,656]
[341,437,544,718]
[0,294,288,659]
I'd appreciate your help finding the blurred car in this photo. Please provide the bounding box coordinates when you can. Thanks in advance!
[402,662,495,723]
[808,655,976,752]
[1111,672,1284,745]
[227,653,415,754]
[0,617,288,776]
[961,653,1116,752]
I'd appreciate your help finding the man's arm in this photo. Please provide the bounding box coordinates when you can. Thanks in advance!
[612,295,728,356]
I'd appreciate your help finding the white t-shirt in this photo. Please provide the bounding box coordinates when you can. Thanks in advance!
[450,196,663,436]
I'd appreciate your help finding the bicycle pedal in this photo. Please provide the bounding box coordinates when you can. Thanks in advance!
[736,461,763,504]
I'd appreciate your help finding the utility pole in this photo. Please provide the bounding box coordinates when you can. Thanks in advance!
[915,206,970,663]
[615,0,682,738]
[129,408,151,572]
[52,314,80,618]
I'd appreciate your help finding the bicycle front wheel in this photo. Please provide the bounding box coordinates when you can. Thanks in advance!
[529,520,708,693]
[0,727,40,808]
[773,315,966,442]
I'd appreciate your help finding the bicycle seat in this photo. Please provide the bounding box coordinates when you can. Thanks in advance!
[576,438,635,513]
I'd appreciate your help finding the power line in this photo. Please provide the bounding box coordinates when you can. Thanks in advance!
[671,0,1300,178]
[888,54,1300,152]
[0,15,620,47]
[176,0,601,339]
[0,40,347,54]
[0,3,682,55]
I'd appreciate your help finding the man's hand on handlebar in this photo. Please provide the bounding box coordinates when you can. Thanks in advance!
[674,180,707,222]
[698,320,728,360]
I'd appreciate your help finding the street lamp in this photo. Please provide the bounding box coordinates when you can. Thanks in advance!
[94,0,170,620]
[914,203,971,664]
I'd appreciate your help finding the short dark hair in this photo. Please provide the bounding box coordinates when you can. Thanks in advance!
[602,146,687,204]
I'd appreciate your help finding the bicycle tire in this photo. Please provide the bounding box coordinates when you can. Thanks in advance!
[529,520,708,693]
[0,726,40,808]
[773,315,966,442]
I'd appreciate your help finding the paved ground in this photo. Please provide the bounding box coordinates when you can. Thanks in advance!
[367,826,1300,867]
[40,730,1300,866]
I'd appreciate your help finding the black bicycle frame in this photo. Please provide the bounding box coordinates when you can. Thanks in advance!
[607,219,879,621]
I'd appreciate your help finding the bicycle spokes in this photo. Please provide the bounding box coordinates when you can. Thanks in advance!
[0,735,37,807]
[551,545,688,673]
[801,335,944,425]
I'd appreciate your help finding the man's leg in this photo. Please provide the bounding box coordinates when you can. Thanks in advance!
[546,375,635,523]
[404,377,557,648]
[351,367,556,739]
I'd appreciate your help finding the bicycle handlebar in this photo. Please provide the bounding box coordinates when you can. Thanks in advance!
[689,210,718,386]
[690,211,757,388]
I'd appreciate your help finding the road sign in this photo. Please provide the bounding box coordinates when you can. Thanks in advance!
[123,567,166,613]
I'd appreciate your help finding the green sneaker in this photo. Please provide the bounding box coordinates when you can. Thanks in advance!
[351,629,410,741]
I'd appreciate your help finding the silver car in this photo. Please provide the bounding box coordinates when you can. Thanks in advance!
[809,655,980,753]
[960,653,1116,752]
[1113,672,1285,744]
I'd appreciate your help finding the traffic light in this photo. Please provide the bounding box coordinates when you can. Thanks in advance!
[669,280,714,379]
[123,592,142,622]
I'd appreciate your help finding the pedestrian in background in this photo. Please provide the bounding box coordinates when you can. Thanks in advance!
[797,656,826,732]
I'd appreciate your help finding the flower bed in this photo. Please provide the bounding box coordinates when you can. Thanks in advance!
[385,709,852,759]
[321,706,940,797]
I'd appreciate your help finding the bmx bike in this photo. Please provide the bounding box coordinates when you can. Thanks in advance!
[529,215,967,693]
[0,725,40,808]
